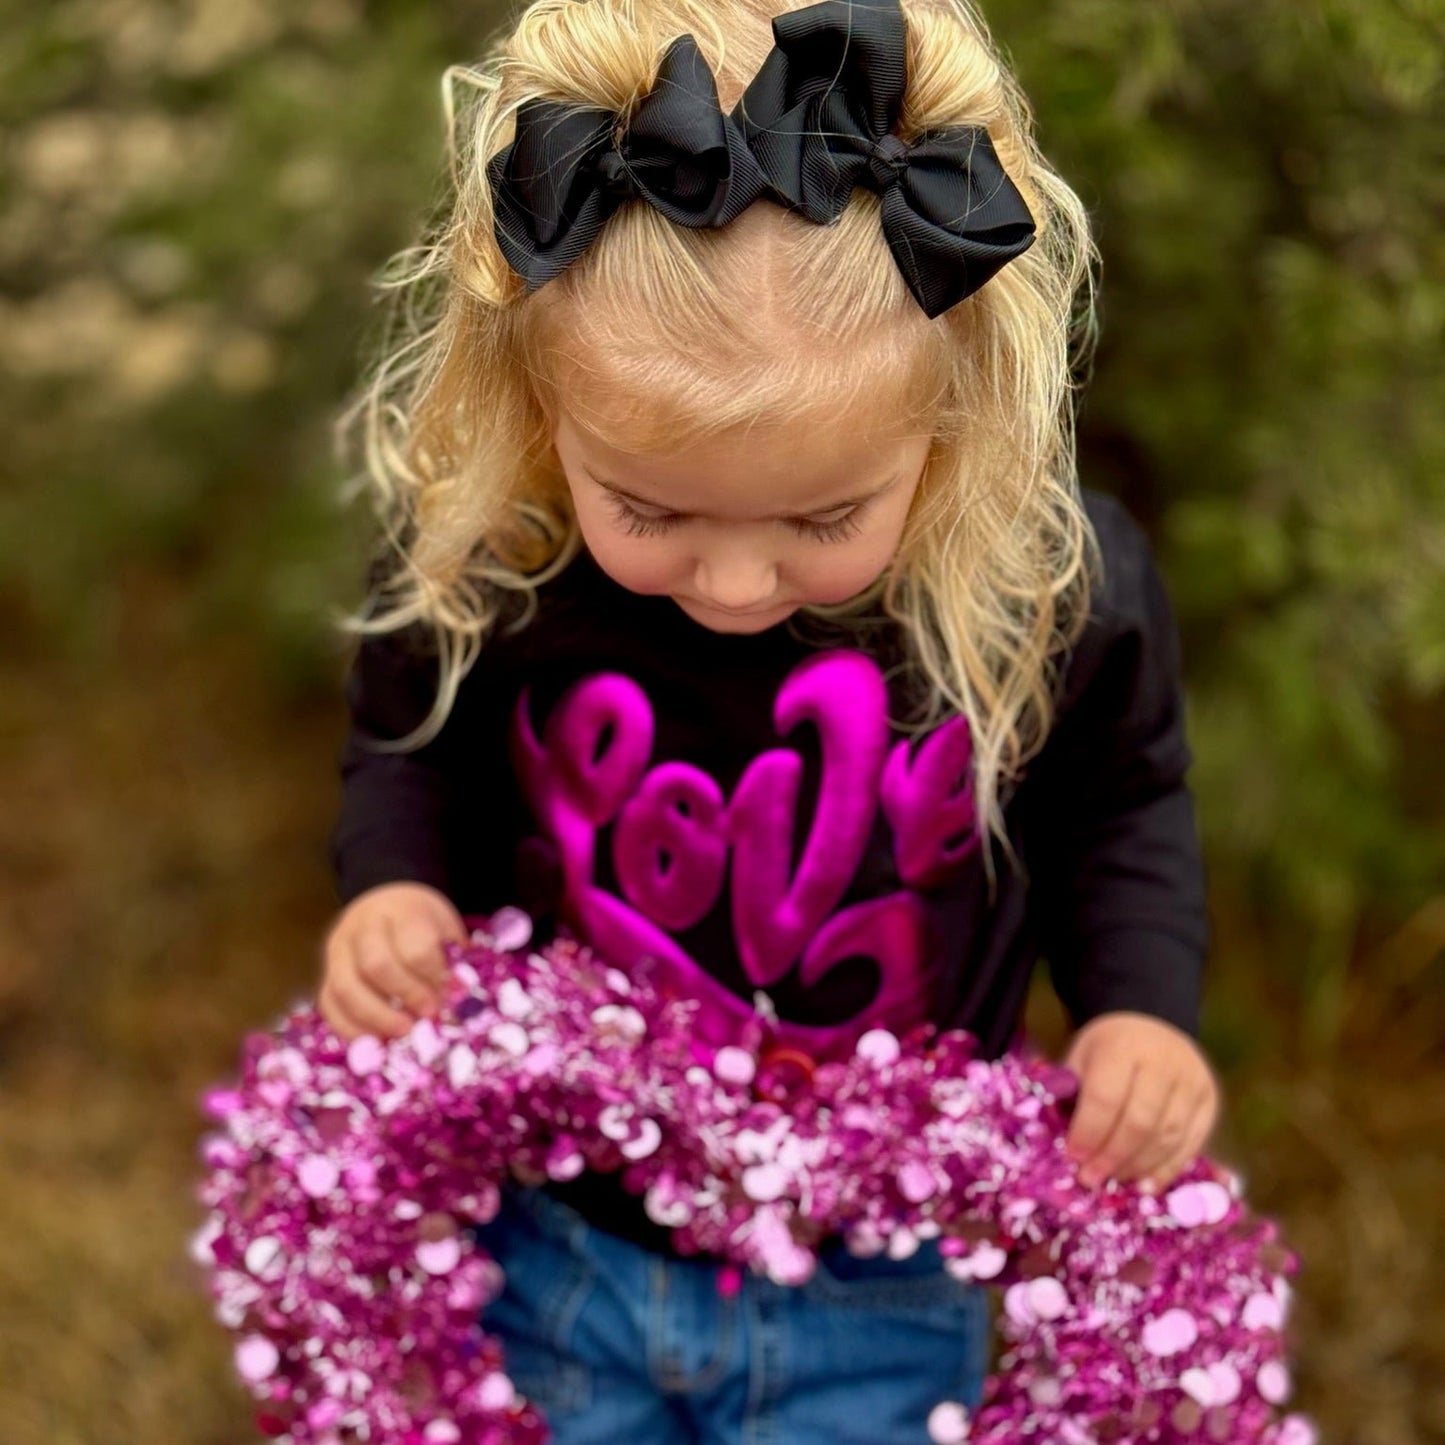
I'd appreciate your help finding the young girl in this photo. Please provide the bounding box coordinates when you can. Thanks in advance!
[320,1,1221,1439]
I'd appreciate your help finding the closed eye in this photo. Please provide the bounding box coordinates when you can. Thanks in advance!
[604,494,686,538]
[604,494,867,544]
[787,508,863,543]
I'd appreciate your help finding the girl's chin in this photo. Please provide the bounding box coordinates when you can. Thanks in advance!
[672,597,799,633]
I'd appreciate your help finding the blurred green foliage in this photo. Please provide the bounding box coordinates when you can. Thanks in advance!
[986,0,1445,1048]
[2,0,1441,1051]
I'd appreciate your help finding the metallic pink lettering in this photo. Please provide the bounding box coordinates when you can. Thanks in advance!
[510,651,977,1058]
[728,653,889,987]
[613,762,727,932]
[881,716,980,888]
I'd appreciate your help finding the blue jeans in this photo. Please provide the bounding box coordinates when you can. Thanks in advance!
[470,1185,992,1445]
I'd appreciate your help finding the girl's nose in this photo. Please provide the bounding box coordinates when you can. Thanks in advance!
[693,549,778,612]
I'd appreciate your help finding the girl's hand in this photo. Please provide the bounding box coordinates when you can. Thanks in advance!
[1059,1010,1221,1193]
[319,882,467,1041]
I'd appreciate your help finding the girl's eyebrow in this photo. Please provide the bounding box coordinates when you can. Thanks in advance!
[586,471,899,520]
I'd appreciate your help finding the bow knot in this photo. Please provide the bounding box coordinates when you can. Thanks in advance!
[594,147,638,201]
[865,133,911,192]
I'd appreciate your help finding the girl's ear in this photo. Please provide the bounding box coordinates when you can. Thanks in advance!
[526,385,567,479]
[530,377,560,433]
[534,395,566,491]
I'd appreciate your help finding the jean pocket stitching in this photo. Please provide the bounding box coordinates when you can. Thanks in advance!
[648,1270,739,1394]
[475,1193,600,1414]
[489,1264,598,1413]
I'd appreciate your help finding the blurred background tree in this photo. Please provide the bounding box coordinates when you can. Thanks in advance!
[990,0,1445,1067]
[1,1,1440,1442]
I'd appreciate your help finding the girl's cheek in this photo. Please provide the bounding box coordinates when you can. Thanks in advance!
[792,532,903,606]
[577,516,686,597]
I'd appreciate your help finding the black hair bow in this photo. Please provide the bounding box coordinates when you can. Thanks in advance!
[488,35,766,288]
[733,0,1037,317]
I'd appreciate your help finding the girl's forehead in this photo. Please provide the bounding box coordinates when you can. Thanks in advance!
[526,203,943,462]
[554,404,931,514]
[546,335,934,475]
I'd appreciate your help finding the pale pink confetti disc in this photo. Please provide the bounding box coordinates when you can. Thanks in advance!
[1004,1281,1037,1326]
[1166,1180,1232,1227]
[1027,1276,1068,1321]
[1257,1360,1292,1404]
[476,1372,516,1411]
[416,1237,462,1275]
[488,907,533,952]
[1207,1360,1242,1405]
[244,1235,285,1278]
[926,1400,970,1444]
[886,1227,920,1260]
[488,1021,530,1057]
[742,1162,790,1203]
[297,1155,340,1198]
[1141,1307,1198,1356]
[409,1017,447,1066]
[1275,1416,1318,1445]
[714,1046,756,1086]
[546,1141,585,1181]
[188,1217,221,1267]
[598,1105,632,1141]
[447,1044,479,1088]
[305,1399,342,1430]
[950,1243,1007,1281]
[1029,1374,1062,1406]
[856,1028,901,1066]
[235,1335,279,1383]
[346,1034,384,1076]
[1180,1366,1217,1405]
[522,1041,561,1076]
[1243,1291,1285,1331]
[899,1160,937,1203]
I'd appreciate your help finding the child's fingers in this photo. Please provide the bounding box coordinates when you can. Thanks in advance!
[318,978,396,1042]
[1079,1071,1173,1187]
[1144,1095,1214,1190]
[1065,1053,1136,1165]
[348,936,427,1028]
[388,916,451,993]
[317,980,358,1039]
[1118,1080,1187,1185]
[341,974,417,1038]
[422,895,470,946]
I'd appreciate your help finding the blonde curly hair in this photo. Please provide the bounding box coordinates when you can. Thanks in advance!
[333,0,1101,884]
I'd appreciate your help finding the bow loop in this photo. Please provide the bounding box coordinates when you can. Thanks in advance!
[488,35,766,289]
[733,0,1037,316]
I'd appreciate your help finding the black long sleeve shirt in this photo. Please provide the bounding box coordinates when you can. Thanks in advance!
[328,489,1209,1249]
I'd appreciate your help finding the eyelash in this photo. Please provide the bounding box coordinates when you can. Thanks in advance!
[604,495,865,544]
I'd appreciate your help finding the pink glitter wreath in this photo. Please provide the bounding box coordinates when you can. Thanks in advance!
[192,910,1318,1445]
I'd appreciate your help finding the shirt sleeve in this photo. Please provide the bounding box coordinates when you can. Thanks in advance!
[328,615,459,907]
[1022,492,1210,1039]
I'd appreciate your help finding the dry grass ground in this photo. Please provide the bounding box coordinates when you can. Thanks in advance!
[1,610,1440,1445]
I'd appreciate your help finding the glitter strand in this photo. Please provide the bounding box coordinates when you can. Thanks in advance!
[193,912,1318,1445]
